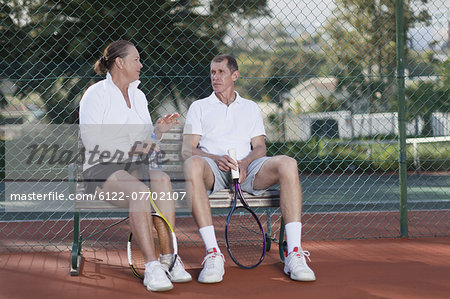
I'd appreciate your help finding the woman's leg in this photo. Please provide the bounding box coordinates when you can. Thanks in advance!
[100,170,157,263]
[148,169,175,225]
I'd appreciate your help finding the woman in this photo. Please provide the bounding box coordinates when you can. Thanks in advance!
[79,40,191,292]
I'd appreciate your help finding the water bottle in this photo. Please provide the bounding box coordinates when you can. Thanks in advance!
[150,133,162,170]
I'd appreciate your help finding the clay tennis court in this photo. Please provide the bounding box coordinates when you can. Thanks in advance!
[1,236,449,299]
[1,192,448,299]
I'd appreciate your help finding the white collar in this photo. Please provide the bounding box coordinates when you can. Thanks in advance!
[208,91,242,105]
[106,72,141,91]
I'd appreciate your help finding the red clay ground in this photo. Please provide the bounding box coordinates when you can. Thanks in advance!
[0,237,449,299]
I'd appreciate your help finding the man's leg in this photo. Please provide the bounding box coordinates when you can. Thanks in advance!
[184,156,215,227]
[184,156,225,283]
[253,155,302,222]
[252,155,316,281]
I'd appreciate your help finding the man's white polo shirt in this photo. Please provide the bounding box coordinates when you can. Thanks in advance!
[184,92,265,160]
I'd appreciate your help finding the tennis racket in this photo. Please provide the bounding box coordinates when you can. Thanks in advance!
[224,149,266,269]
[127,157,178,279]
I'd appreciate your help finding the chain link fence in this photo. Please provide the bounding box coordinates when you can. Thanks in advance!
[1,0,449,252]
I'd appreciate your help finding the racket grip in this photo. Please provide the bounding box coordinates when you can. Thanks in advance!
[227,148,239,180]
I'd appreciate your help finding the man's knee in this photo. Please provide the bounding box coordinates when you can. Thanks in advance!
[276,155,298,175]
[184,156,207,177]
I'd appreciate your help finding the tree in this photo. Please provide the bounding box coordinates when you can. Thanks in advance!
[0,1,33,110]
[391,58,449,136]
[1,0,269,123]
[248,22,326,141]
[321,0,431,113]
[405,81,447,136]
[313,95,344,112]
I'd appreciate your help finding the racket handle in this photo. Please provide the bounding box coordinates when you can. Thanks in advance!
[227,148,239,180]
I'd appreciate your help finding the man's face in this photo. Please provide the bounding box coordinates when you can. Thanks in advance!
[210,59,238,93]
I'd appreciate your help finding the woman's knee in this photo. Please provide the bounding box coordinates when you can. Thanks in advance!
[149,169,170,184]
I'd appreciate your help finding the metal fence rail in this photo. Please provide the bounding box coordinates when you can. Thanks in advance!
[1,0,449,251]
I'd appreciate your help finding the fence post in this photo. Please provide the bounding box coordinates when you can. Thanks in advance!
[395,0,408,237]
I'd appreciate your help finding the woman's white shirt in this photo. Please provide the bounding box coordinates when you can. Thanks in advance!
[79,73,153,170]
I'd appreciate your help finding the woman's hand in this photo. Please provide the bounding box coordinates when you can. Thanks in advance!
[155,113,180,136]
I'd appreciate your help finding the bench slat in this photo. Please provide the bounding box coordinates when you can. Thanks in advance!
[161,165,183,173]
[161,153,182,162]
[160,143,182,151]
[161,132,183,141]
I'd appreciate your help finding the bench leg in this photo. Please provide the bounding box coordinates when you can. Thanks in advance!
[70,211,82,276]
[265,208,271,251]
[278,217,286,263]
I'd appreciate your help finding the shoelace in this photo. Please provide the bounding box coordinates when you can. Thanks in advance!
[161,263,173,280]
[164,257,182,280]
[290,249,312,263]
[172,256,184,270]
[148,262,170,280]
[201,252,225,269]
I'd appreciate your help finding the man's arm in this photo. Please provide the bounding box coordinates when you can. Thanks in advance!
[182,134,217,160]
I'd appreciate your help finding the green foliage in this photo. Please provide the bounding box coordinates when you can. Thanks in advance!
[266,138,449,174]
[389,62,449,136]
[235,22,327,103]
[320,0,432,113]
[407,50,441,77]
[314,95,344,112]
[1,0,269,123]
[405,81,448,136]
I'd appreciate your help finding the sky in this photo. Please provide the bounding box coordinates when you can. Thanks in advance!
[264,0,449,50]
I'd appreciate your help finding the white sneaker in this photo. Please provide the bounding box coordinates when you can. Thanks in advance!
[160,254,192,283]
[198,248,225,284]
[284,247,316,281]
[143,261,174,292]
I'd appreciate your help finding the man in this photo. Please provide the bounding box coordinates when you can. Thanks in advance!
[182,54,315,284]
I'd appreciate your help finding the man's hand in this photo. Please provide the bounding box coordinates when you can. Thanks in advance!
[216,156,250,183]
[237,159,250,183]
[216,155,238,172]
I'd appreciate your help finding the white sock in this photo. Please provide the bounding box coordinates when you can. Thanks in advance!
[145,260,159,272]
[285,222,302,253]
[199,225,220,253]
[159,253,172,265]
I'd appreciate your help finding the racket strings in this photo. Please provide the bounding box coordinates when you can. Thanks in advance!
[153,215,173,255]
[227,207,265,268]
[128,214,175,279]
[129,235,146,277]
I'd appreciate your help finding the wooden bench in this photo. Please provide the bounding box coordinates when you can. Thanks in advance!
[68,126,285,276]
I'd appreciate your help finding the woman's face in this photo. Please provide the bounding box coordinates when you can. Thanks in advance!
[118,46,143,82]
